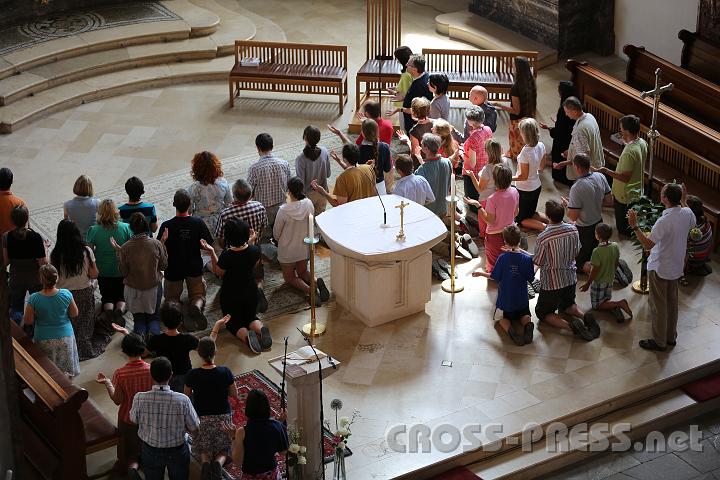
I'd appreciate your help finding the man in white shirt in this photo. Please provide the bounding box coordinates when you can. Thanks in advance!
[629,183,695,352]
[392,154,435,206]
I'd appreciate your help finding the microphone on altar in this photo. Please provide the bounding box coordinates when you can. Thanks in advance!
[362,164,389,228]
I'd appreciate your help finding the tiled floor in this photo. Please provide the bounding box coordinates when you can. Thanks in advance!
[1,1,718,479]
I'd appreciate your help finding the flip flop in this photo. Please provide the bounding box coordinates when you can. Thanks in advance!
[461,233,480,258]
[523,322,535,344]
[247,330,262,354]
[455,241,472,260]
[260,326,273,350]
[583,312,601,339]
[611,307,625,323]
[568,316,594,341]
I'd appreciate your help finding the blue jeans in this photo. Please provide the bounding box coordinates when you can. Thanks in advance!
[132,284,164,336]
[140,442,190,480]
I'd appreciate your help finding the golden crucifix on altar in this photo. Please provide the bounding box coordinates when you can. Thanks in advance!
[395,200,409,241]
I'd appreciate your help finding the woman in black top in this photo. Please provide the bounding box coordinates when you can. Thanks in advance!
[358,119,392,194]
[225,389,288,480]
[185,336,238,480]
[540,81,577,185]
[202,218,271,355]
[496,57,537,160]
[3,204,48,325]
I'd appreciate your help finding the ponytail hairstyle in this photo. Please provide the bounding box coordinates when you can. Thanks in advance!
[361,118,380,177]
[432,119,455,157]
[10,204,29,240]
[302,125,322,161]
[287,177,306,201]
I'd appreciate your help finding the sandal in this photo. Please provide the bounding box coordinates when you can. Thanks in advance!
[679,276,689,286]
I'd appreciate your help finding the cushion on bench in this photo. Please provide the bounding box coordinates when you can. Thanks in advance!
[230,63,345,82]
[444,71,513,87]
[357,59,403,76]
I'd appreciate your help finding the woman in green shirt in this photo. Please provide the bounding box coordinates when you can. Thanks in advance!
[386,46,414,131]
[86,199,132,323]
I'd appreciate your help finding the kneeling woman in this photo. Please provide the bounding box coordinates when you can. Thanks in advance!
[225,389,288,480]
[273,177,330,306]
[201,219,270,354]
[185,335,238,480]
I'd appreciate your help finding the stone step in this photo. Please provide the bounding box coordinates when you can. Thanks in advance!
[435,11,558,70]
[470,390,720,479]
[0,56,233,133]
[0,0,221,80]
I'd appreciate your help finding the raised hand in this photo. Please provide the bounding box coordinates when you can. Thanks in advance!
[464,196,480,207]
[109,237,121,251]
[215,315,231,327]
[112,323,130,335]
[327,124,341,136]
[96,372,109,384]
[199,239,214,252]
[395,129,410,144]
[627,209,638,228]
[539,122,549,130]
[330,150,342,163]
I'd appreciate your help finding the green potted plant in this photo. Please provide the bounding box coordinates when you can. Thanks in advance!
[628,189,664,293]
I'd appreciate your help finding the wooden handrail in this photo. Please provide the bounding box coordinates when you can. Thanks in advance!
[12,337,68,410]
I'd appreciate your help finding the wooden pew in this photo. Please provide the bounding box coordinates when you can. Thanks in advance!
[11,322,118,479]
[623,44,720,132]
[678,30,720,85]
[354,49,539,110]
[567,60,720,250]
[229,41,348,114]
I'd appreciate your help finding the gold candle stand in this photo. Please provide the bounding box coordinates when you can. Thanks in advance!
[302,236,326,336]
[442,195,464,293]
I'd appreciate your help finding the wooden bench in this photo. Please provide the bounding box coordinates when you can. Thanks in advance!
[354,49,539,110]
[623,44,720,132]
[11,322,118,479]
[567,60,720,250]
[678,30,720,85]
[229,41,348,114]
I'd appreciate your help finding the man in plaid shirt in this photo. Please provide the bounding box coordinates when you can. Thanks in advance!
[130,357,199,480]
[247,133,291,241]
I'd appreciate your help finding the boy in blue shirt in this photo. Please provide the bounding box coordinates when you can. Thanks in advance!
[487,225,536,346]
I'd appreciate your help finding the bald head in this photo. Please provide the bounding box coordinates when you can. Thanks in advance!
[469,85,488,105]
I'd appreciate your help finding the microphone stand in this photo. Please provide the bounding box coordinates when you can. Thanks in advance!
[280,336,289,473]
[296,327,334,480]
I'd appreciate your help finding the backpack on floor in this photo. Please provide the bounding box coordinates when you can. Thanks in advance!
[615,258,633,288]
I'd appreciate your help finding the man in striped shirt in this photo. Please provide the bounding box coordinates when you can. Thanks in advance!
[130,357,199,480]
[533,200,597,341]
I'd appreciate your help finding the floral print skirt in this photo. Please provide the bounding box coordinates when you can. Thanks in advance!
[36,335,80,377]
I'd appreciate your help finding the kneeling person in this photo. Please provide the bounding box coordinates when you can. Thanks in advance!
[490,225,536,346]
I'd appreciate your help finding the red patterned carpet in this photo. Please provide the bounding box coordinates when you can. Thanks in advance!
[190,369,349,478]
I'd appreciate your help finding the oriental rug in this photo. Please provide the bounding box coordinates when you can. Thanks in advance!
[188,369,352,479]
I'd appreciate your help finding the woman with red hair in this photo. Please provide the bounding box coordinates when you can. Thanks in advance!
[188,151,233,234]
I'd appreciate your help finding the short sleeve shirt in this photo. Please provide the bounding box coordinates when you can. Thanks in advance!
[0,192,25,236]
[590,242,620,284]
[112,359,152,424]
[185,366,234,416]
[86,222,133,277]
[491,251,535,312]
[119,202,158,236]
[567,172,610,227]
[485,188,519,234]
[359,142,392,183]
[612,139,647,204]
[157,216,213,280]
[332,165,376,202]
[534,222,581,291]
[515,143,546,192]
[647,206,696,280]
[28,289,74,341]
[415,157,452,217]
[5,229,45,285]
[146,333,199,376]
[392,174,435,205]
[462,126,493,175]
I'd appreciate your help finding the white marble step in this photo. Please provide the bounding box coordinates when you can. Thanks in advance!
[435,11,558,70]
[470,390,719,480]
[0,0,221,80]
[0,56,233,133]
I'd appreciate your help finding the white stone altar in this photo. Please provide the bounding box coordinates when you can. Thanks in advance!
[316,194,447,326]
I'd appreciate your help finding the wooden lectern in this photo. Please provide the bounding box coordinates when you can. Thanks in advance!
[355,0,402,110]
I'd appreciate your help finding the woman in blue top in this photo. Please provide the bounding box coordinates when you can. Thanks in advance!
[225,389,288,480]
[23,264,80,377]
[63,175,99,239]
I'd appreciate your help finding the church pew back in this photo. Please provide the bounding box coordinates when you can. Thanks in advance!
[678,30,720,85]
[623,44,720,132]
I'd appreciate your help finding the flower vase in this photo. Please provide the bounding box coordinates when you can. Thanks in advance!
[332,448,346,480]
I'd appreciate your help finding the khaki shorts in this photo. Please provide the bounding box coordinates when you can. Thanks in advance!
[163,276,206,305]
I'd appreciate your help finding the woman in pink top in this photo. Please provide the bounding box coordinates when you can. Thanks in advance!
[465,164,518,275]
[462,106,494,217]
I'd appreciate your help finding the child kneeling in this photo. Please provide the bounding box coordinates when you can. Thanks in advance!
[490,225,536,346]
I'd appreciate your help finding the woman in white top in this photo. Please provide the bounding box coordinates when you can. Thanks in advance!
[188,151,233,234]
[466,139,510,237]
[273,178,330,306]
[50,219,100,360]
[512,118,549,231]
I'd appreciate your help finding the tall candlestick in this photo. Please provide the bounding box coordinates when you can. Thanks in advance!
[450,173,456,198]
[309,213,315,239]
